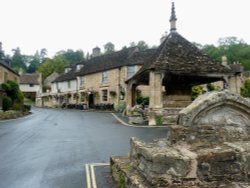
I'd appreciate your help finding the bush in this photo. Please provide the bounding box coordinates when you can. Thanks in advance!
[2,96,12,111]
[11,102,23,111]
[114,102,125,113]
[136,96,149,105]
[241,79,250,98]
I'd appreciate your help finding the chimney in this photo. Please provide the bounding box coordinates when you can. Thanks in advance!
[169,2,177,32]
[0,42,2,51]
[222,56,228,66]
[92,46,101,57]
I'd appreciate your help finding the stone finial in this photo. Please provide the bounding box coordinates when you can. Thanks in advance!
[169,2,177,32]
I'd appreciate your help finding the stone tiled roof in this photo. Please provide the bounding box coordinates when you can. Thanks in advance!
[53,65,77,82]
[129,32,233,82]
[76,47,138,76]
[53,47,156,83]
[244,71,250,77]
[0,60,19,76]
[20,74,41,85]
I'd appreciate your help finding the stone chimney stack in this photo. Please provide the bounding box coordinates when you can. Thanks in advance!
[92,46,101,57]
[222,56,228,66]
[169,2,177,32]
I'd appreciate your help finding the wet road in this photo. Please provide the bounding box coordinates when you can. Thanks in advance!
[0,107,168,188]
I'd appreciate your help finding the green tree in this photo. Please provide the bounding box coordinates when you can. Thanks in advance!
[11,47,27,72]
[104,42,115,54]
[1,80,24,111]
[56,49,84,64]
[240,79,250,98]
[38,56,68,80]
[137,40,149,51]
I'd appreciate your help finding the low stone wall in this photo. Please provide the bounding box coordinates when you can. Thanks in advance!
[111,91,250,187]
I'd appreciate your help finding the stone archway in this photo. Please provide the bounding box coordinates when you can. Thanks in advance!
[177,90,250,127]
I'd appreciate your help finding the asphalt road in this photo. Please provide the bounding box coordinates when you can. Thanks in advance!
[0,107,168,188]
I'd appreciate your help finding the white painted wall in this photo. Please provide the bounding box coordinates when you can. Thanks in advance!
[51,79,77,93]
[20,84,41,94]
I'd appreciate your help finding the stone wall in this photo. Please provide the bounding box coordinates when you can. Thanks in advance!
[111,91,250,187]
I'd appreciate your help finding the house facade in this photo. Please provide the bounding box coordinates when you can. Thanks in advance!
[0,60,20,108]
[42,47,155,108]
[19,73,42,105]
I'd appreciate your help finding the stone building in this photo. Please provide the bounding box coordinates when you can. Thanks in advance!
[125,2,240,125]
[44,47,155,108]
[0,60,20,108]
[19,73,42,105]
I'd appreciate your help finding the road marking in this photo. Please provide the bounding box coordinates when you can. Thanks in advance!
[85,164,92,188]
[85,163,110,188]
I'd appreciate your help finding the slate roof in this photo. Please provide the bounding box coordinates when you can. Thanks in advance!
[76,47,138,76]
[128,32,233,82]
[53,65,77,82]
[53,47,156,83]
[20,74,41,85]
[0,60,19,76]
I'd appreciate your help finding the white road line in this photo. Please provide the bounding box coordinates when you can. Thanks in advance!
[90,164,97,188]
[85,164,92,188]
[85,163,110,188]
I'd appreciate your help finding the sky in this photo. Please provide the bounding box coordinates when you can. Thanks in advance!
[1,0,250,57]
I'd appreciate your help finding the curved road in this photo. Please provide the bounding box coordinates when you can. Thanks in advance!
[0,107,168,188]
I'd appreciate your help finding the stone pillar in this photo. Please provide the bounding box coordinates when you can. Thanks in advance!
[148,71,163,126]
[149,71,163,109]
[125,83,133,114]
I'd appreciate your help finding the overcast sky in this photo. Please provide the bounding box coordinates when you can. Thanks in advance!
[1,0,250,57]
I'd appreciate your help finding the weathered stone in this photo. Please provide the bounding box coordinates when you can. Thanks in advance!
[178,90,250,127]
[111,91,250,187]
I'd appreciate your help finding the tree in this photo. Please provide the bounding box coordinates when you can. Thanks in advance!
[136,40,149,51]
[104,42,115,54]
[56,49,84,64]
[38,56,69,80]
[11,47,26,72]
[1,80,24,111]
[240,79,250,98]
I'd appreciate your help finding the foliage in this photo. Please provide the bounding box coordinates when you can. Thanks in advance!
[114,102,126,113]
[240,79,250,98]
[136,96,149,105]
[2,80,24,104]
[11,47,27,72]
[38,56,69,80]
[56,49,85,64]
[206,83,216,91]
[118,172,125,188]
[129,40,149,51]
[202,36,250,70]
[104,42,115,54]
[2,96,12,111]
[155,114,164,126]
[191,85,204,100]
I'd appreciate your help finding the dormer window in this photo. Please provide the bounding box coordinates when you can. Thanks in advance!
[76,64,84,71]
[64,67,72,74]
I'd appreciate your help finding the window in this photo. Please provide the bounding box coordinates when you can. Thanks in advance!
[102,71,108,83]
[102,89,108,102]
[29,84,34,87]
[127,66,136,78]
[76,64,83,71]
[80,76,85,85]
[67,81,71,88]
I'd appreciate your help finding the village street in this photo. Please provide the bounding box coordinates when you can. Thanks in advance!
[0,107,168,188]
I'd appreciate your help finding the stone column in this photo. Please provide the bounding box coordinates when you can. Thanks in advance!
[148,71,163,126]
[125,83,133,115]
[149,71,163,109]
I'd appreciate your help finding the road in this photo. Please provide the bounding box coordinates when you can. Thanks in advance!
[0,107,168,188]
